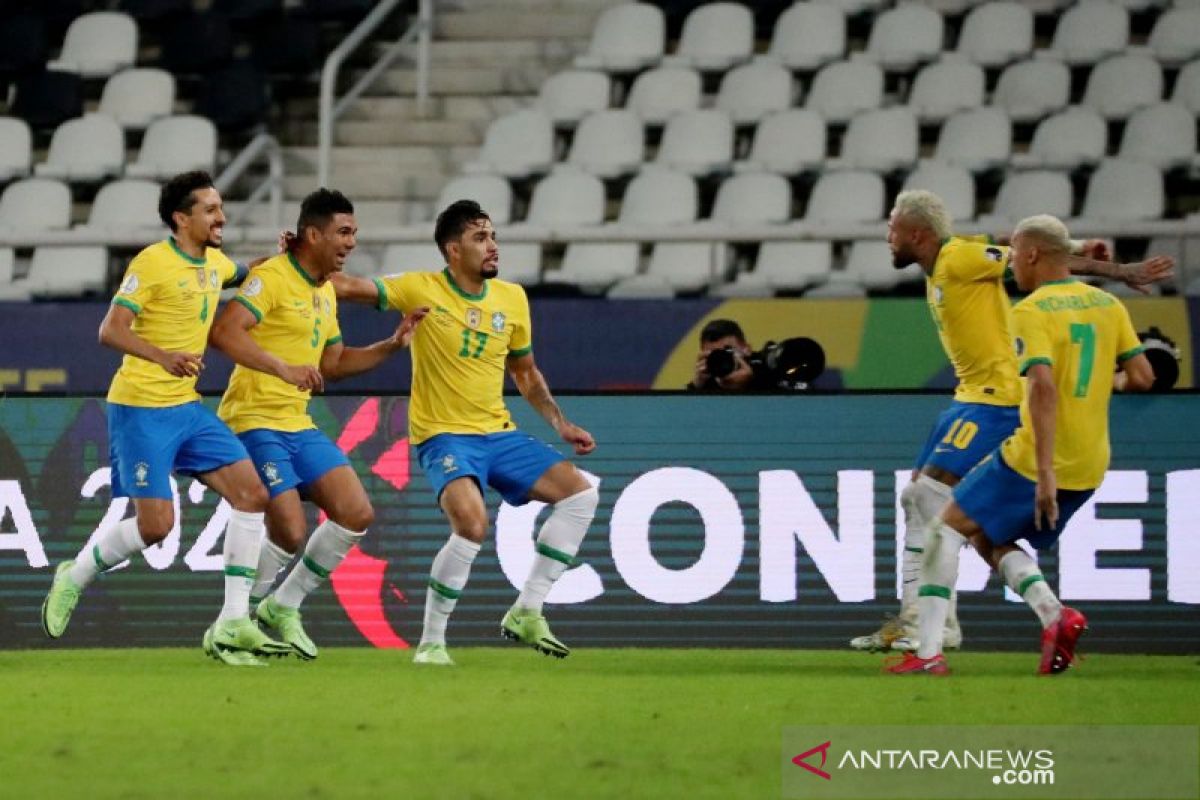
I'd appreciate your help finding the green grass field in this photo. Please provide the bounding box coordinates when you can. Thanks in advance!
[1,648,1196,800]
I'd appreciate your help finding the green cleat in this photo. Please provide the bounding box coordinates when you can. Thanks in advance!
[500,607,570,659]
[202,624,267,667]
[255,596,317,661]
[207,617,291,661]
[41,561,82,639]
[412,642,456,666]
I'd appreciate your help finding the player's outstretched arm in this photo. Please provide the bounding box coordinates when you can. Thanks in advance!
[209,300,324,392]
[99,303,203,377]
[1068,254,1175,294]
[321,307,429,381]
[329,272,382,306]
[507,352,596,456]
[1026,363,1058,531]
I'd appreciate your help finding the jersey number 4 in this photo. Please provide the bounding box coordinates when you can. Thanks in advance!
[1069,322,1096,398]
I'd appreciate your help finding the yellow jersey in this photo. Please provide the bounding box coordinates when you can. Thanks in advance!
[374,269,532,445]
[107,238,239,407]
[927,236,1024,407]
[1001,279,1144,490]
[217,253,342,434]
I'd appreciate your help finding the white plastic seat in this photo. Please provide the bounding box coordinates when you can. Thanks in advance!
[625,67,702,125]
[1010,106,1107,170]
[125,115,217,180]
[754,241,833,291]
[1118,103,1197,171]
[908,58,985,123]
[381,242,444,272]
[733,109,825,176]
[84,179,162,233]
[934,107,1011,173]
[806,59,884,124]
[812,0,887,13]
[956,2,1032,67]
[1048,1,1128,66]
[1082,54,1163,120]
[99,69,176,131]
[607,274,675,299]
[435,174,513,225]
[574,3,665,72]
[711,173,791,224]
[714,61,794,125]
[845,240,921,290]
[1149,7,1200,66]
[646,242,724,292]
[616,167,698,227]
[0,247,26,300]
[991,57,1070,123]
[0,118,32,182]
[655,109,734,176]
[711,272,774,298]
[661,2,754,71]
[494,243,542,286]
[545,243,640,292]
[1078,159,1164,221]
[902,161,975,222]
[980,171,1074,226]
[766,2,845,71]
[805,170,885,223]
[35,115,124,182]
[865,5,944,72]
[1172,60,1200,115]
[27,246,109,298]
[463,109,554,179]
[525,167,605,226]
[566,109,644,178]
[835,107,918,173]
[47,12,137,78]
[0,178,72,232]
[537,70,610,127]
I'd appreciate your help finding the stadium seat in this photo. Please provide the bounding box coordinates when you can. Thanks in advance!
[1010,106,1107,170]
[11,70,84,131]
[1082,53,1163,120]
[865,4,944,72]
[1117,103,1196,171]
[1078,159,1164,222]
[811,0,887,13]
[493,243,542,286]
[1048,1,1128,66]
[35,115,125,183]
[834,107,918,173]
[978,170,1074,226]
[655,110,735,176]
[902,161,976,222]
[934,107,1011,173]
[711,173,791,225]
[753,241,833,292]
[845,240,922,290]
[804,170,886,223]
[714,61,794,125]
[566,110,644,179]
[646,242,725,293]
[804,278,867,298]
[0,247,29,301]
[0,178,72,233]
[907,58,985,123]
[98,68,176,131]
[463,108,555,178]
[625,67,702,125]
[544,243,640,292]
[435,174,513,225]
[661,2,754,72]
[83,179,167,234]
[1148,7,1200,66]
[573,3,665,73]
[0,119,33,183]
[956,2,1032,67]
[126,115,218,180]
[606,274,675,299]
[196,61,270,132]
[48,12,137,79]
[160,12,234,74]
[765,2,845,71]
[1172,60,1200,115]
[537,70,610,127]
[616,167,699,227]
[27,246,109,298]
[806,58,884,124]
[710,272,774,298]
[991,57,1070,123]
[733,109,825,176]
[381,242,443,273]
[525,167,606,226]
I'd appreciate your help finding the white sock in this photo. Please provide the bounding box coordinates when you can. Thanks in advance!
[69,517,144,588]
[516,487,598,613]
[273,519,363,609]
[250,538,294,607]
[999,550,1062,628]
[916,521,966,660]
[421,534,481,646]
[906,476,953,625]
[217,509,265,622]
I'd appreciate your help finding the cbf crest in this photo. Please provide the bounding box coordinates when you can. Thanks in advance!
[465,308,482,330]
[134,461,149,488]
[262,462,283,487]
[490,311,506,333]
[195,267,207,288]
[209,270,220,289]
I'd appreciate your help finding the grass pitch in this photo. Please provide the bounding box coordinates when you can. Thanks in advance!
[0,648,1195,799]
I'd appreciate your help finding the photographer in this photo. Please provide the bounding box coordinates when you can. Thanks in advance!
[687,319,825,392]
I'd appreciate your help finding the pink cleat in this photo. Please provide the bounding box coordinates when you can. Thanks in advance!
[885,652,949,676]
[1038,606,1088,675]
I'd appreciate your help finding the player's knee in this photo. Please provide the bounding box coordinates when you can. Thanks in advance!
[137,512,173,544]
[456,519,488,544]
[340,501,374,533]
[912,475,953,522]
[556,485,599,523]
[900,482,922,520]
[229,482,269,514]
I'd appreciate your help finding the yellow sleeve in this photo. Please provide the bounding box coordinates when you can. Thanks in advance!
[326,294,343,347]
[946,240,1011,283]
[233,267,281,324]
[111,252,159,315]
[373,273,419,313]
[1113,302,1144,364]
[1013,303,1052,375]
[508,285,532,357]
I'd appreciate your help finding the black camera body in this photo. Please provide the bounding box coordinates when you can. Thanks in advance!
[705,337,826,390]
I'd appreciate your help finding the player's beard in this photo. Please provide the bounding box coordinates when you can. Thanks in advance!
[481,262,498,279]
[891,247,915,270]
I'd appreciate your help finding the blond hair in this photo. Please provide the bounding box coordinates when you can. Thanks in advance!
[892,190,953,241]
[1013,214,1071,255]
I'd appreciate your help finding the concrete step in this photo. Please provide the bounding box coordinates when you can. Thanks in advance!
[283,170,449,203]
[226,199,430,228]
[285,145,481,174]
[287,94,529,122]
[363,63,556,96]
[285,117,486,147]
[435,9,598,40]
[376,38,583,67]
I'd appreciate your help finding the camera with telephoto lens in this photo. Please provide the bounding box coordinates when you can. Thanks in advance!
[1138,326,1181,391]
[705,337,826,390]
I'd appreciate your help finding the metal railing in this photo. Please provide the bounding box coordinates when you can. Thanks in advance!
[215,133,285,230]
[318,0,433,188]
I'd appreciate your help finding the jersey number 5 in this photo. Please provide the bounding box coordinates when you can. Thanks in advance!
[1069,322,1096,397]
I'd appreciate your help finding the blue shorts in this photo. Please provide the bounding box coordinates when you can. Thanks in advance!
[953,451,1094,550]
[416,431,565,507]
[914,401,1021,478]
[108,402,249,500]
[238,428,350,498]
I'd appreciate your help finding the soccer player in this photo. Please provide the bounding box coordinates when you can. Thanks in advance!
[332,199,598,666]
[851,191,1172,653]
[208,188,426,661]
[40,170,291,666]
[888,214,1154,675]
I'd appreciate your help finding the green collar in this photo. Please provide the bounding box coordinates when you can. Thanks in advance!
[443,267,487,301]
[1042,278,1077,286]
[288,252,319,287]
[168,237,207,266]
